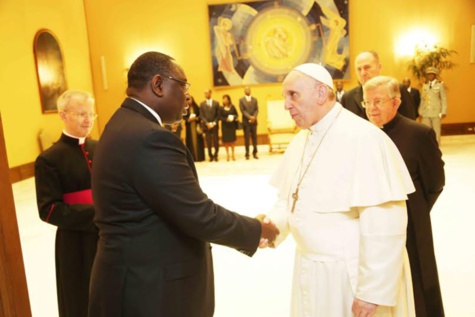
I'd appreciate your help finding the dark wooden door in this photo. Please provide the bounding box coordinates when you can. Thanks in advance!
[0,112,31,316]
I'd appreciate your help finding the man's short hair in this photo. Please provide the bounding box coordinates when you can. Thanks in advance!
[363,76,401,99]
[57,90,94,112]
[358,50,380,63]
[127,51,176,90]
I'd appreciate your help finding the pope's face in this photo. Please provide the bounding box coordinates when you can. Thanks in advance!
[282,71,320,129]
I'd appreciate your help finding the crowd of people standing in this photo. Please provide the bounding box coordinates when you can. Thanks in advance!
[173,86,260,162]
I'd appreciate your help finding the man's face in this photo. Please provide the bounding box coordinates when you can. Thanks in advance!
[364,85,399,127]
[427,73,436,81]
[282,71,320,129]
[161,64,188,124]
[61,99,95,138]
[355,53,381,85]
[244,87,251,96]
[402,78,410,89]
[336,81,343,91]
[205,90,211,99]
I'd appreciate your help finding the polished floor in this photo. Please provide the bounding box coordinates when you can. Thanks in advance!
[13,135,475,317]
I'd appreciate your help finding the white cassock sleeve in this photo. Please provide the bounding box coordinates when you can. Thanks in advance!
[355,200,408,306]
[268,197,291,247]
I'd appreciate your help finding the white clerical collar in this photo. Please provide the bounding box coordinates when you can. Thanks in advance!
[129,97,163,126]
[246,96,251,101]
[309,103,342,133]
[62,130,86,145]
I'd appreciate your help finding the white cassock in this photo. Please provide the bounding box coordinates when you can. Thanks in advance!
[269,104,416,317]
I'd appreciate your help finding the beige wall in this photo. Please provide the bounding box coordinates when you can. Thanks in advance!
[1,0,474,168]
[0,0,97,168]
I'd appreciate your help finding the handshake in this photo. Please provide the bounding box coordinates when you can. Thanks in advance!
[256,214,279,248]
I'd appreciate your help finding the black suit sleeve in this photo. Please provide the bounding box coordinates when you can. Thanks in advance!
[417,128,445,210]
[399,86,417,120]
[132,130,261,254]
[340,90,349,108]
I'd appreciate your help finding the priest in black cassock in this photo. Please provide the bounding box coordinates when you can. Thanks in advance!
[364,76,445,317]
[35,90,99,317]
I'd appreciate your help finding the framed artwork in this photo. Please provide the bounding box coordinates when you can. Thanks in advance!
[33,29,68,113]
[208,0,349,87]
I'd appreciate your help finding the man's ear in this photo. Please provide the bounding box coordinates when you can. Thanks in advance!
[393,97,402,110]
[151,75,164,97]
[315,84,329,104]
[59,111,67,122]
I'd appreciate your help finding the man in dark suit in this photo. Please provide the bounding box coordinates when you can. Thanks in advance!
[364,75,445,317]
[335,80,345,103]
[341,51,416,120]
[88,51,279,317]
[200,89,220,161]
[402,77,421,117]
[239,86,259,159]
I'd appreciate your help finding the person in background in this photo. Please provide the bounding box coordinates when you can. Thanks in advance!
[341,50,416,120]
[264,63,416,316]
[364,75,445,317]
[335,80,345,103]
[88,51,279,316]
[402,77,421,117]
[419,67,447,144]
[35,90,98,317]
[164,121,183,141]
[183,95,205,162]
[220,94,239,161]
[239,86,259,160]
[200,89,220,161]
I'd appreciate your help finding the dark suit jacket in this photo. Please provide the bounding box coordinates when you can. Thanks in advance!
[89,98,261,317]
[199,100,220,131]
[341,85,416,120]
[408,87,421,116]
[239,96,258,126]
[382,114,445,316]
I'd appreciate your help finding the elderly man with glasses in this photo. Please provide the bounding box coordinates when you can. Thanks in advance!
[364,75,445,317]
[35,89,99,317]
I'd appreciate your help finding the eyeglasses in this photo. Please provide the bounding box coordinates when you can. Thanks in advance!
[65,111,98,120]
[361,98,395,108]
[161,75,191,93]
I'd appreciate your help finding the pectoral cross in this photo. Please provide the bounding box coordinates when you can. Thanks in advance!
[291,187,299,213]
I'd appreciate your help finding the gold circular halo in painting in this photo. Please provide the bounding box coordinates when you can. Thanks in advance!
[245,6,312,77]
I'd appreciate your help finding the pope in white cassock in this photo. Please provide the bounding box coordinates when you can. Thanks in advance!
[267,63,416,317]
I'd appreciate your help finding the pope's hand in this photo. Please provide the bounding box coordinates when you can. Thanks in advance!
[352,298,377,317]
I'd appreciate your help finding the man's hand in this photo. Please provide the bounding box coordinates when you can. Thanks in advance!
[255,214,279,248]
[352,298,378,317]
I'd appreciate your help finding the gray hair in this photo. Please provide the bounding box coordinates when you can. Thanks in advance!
[363,76,401,99]
[57,90,94,112]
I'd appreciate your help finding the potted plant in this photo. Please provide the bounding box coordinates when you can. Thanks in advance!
[407,45,457,85]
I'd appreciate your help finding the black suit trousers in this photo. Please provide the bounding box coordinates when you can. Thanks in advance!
[205,127,219,158]
[243,124,257,156]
